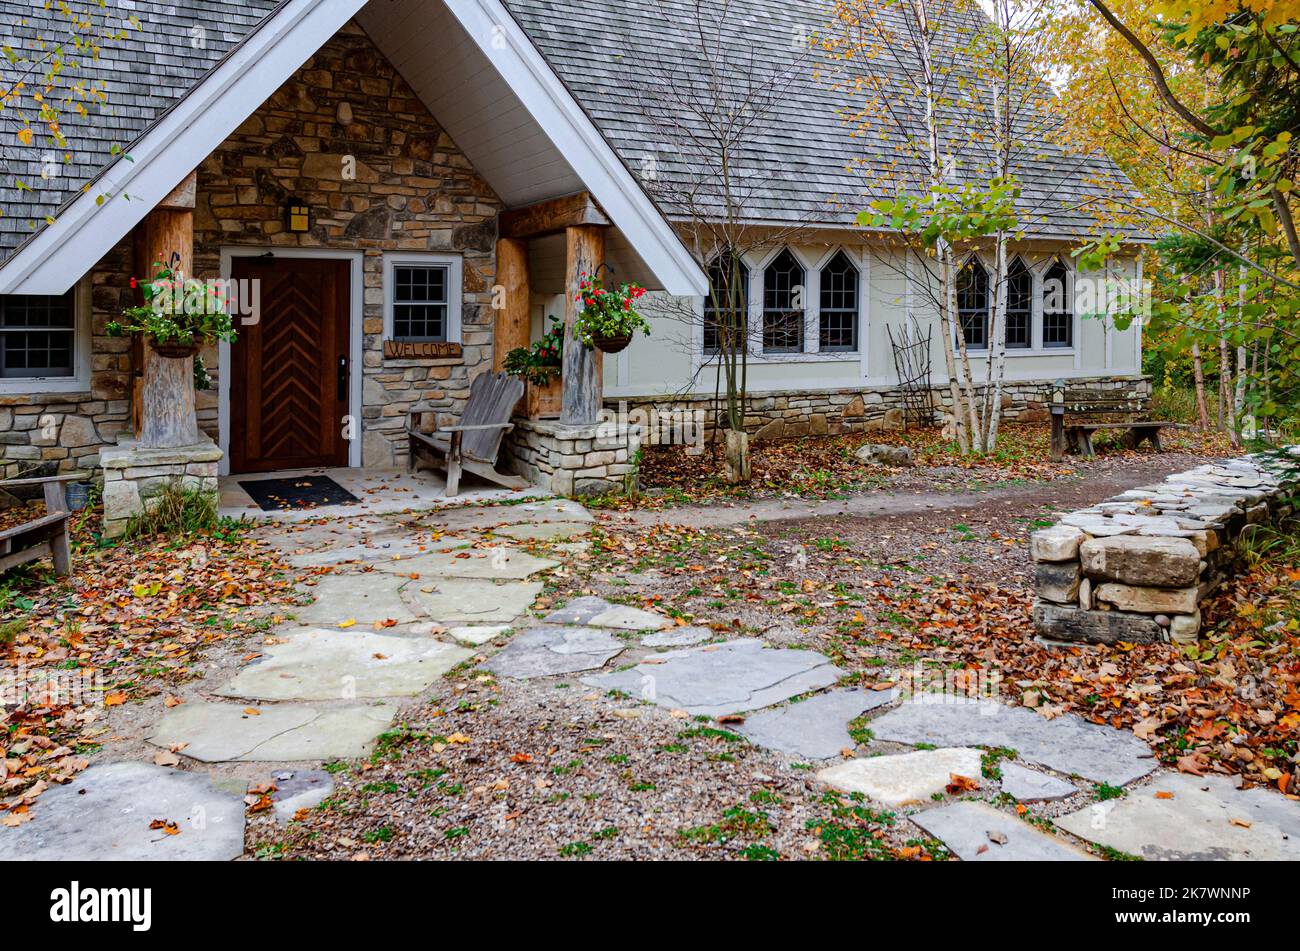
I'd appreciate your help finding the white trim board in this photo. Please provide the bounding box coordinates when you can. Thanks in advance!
[0,0,368,296]
[0,279,93,396]
[216,248,365,476]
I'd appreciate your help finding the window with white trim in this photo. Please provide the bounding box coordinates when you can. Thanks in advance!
[0,292,76,379]
[1043,260,1073,349]
[1006,257,1032,349]
[763,249,804,353]
[819,251,859,352]
[703,251,747,354]
[383,253,463,346]
[957,259,989,350]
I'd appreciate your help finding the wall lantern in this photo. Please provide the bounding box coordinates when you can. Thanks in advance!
[285,198,311,234]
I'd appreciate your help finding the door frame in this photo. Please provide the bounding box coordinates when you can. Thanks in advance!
[217,247,364,475]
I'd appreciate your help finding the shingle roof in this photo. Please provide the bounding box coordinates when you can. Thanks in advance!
[0,0,282,261]
[501,0,1135,240]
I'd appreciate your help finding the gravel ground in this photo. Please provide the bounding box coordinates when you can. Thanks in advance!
[253,448,1230,861]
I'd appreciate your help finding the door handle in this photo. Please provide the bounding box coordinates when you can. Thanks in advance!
[337,356,348,402]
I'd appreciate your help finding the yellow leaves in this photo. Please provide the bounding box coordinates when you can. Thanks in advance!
[104,691,127,707]
[16,127,32,146]
[148,818,180,836]
[338,619,357,629]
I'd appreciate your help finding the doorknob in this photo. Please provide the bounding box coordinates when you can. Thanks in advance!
[337,356,348,402]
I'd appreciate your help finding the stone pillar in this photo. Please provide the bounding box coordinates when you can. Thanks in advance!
[561,224,606,426]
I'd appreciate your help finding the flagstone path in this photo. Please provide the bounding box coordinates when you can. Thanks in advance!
[2,490,1297,862]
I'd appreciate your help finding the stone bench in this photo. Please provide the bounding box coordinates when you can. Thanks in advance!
[1031,450,1299,645]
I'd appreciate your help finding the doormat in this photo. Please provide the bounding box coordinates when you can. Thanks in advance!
[238,476,359,512]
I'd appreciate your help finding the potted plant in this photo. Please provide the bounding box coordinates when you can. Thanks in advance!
[573,272,650,354]
[107,262,237,359]
[504,316,564,418]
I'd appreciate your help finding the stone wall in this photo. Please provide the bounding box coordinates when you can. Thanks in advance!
[192,21,502,468]
[505,419,641,497]
[1031,451,1299,645]
[612,375,1150,444]
[100,439,223,539]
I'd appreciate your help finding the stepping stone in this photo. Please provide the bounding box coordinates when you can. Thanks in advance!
[293,573,422,628]
[423,498,593,533]
[404,578,542,624]
[269,769,334,824]
[1057,773,1300,860]
[372,548,557,581]
[493,522,591,542]
[544,596,673,631]
[642,626,713,648]
[583,639,843,717]
[446,624,512,646]
[911,802,1095,861]
[818,748,982,806]
[147,702,398,762]
[736,688,898,760]
[216,628,472,702]
[870,699,1155,786]
[0,762,245,862]
[484,627,625,679]
[285,534,449,568]
[999,762,1079,802]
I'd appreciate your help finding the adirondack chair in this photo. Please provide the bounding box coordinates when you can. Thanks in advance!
[0,475,76,577]
[407,371,529,497]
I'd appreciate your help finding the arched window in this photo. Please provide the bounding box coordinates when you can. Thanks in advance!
[956,258,989,350]
[704,251,748,354]
[763,249,805,353]
[1006,257,1032,349]
[819,251,859,352]
[1043,259,1073,348]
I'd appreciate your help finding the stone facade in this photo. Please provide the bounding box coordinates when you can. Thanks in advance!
[100,439,223,538]
[1031,451,1299,646]
[505,419,642,497]
[613,375,1151,444]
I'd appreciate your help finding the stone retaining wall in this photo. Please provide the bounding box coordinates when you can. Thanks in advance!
[1031,450,1299,645]
[100,439,223,539]
[612,375,1149,444]
[505,419,641,498]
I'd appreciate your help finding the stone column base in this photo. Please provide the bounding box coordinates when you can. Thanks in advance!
[98,437,224,538]
[505,417,642,498]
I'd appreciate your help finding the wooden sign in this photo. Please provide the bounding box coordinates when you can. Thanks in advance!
[384,341,463,360]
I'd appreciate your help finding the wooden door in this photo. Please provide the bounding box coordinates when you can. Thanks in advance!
[229,257,351,474]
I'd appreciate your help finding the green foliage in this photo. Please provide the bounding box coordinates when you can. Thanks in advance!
[572,272,651,347]
[502,316,563,386]
[860,178,1022,249]
[107,262,237,350]
[122,481,221,540]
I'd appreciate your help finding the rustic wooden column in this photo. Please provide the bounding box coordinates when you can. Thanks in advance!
[137,172,202,449]
[561,224,606,425]
[493,237,530,371]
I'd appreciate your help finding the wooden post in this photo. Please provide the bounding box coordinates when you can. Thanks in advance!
[137,173,202,449]
[561,224,606,426]
[494,237,530,372]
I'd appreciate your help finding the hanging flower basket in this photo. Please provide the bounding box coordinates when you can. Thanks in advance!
[590,332,633,354]
[149,339,201,360]
[572,271,650,352]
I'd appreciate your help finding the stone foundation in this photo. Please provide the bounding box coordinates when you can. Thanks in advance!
[99,438,224,538]
[1031,450,1299,646]
[610,375,1150,444]
[505,418,642,497]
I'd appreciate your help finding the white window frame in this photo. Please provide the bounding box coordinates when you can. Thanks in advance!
[382,252,463,345]
[0,279,92,394]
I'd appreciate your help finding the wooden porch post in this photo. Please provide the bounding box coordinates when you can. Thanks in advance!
[561,224,606,425]
[137,172,202,449]
[493,237,530,372]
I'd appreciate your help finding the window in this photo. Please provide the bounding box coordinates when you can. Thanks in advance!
[0,292,75,379]
[704,251,748,354]
[819,251,859,352]
[1043,260,1073,348]
[763,249,805,353]
[956,259,989,350]
[1005,257,1032,349]
[392,265,449,342]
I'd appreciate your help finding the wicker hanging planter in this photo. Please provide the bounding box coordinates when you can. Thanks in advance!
[149,339,201,360]
[591,332,633,354]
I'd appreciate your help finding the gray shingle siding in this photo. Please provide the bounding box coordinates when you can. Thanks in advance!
[0,0,282,262]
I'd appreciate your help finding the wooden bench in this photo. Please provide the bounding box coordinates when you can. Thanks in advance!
[407,371,529,497]
[1049,388,1177,461]
[0,475,77,577]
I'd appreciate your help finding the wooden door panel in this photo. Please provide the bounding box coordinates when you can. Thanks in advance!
[229,258,350,474]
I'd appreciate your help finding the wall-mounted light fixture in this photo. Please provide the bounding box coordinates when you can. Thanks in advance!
[285,197,311,234]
